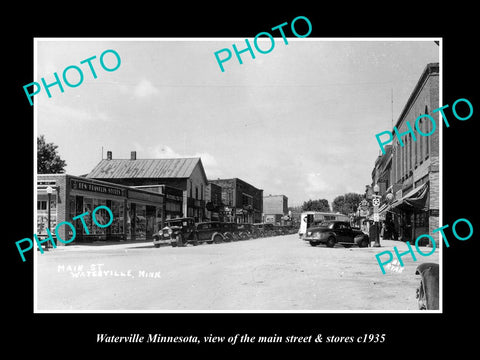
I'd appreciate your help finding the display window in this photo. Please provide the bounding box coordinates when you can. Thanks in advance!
[37,195,57,235]
[135,204,146,240]
[110,200,124,235]
[82,198,94,234]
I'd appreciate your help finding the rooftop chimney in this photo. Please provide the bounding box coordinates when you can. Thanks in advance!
[106,151,112,160]
[131,151,137,160]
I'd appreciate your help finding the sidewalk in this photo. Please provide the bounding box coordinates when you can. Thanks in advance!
[39,240,153,252]
[372,239,438,249]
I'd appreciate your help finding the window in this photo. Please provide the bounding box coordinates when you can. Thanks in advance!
[414,126,418,167]
[189,180,193,198]
[425,106,430,158]
[37,201,47,210]
[419,118,423,163]
[409,134,412,172]
[195,186,198,200]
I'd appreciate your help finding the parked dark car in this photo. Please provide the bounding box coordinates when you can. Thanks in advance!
[303,220,369,248]
[195,222,225,244]
[264,223,276,236]
[153,217,197,247]
[237,223,255,239]
[219,222,240,241]
[415,262,439,310]
[252,223,266,237]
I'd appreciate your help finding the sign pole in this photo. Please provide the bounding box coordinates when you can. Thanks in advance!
[373,195,381,247]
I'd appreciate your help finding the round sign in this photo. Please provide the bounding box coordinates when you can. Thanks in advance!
[372,198,381,207]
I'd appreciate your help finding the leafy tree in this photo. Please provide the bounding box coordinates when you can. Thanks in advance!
[37,135,67,174]
[301,199,330,212]
[331,193,363,215]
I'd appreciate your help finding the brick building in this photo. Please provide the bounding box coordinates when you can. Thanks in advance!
[86,152,208,222]
[208,178,263,223]
[378,62,439,245]
[205,182,223,221]
[37,174,166,244]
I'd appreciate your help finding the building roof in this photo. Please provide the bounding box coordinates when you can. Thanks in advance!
[394,62,439,129]
[86,157,203,180]
[209,177,263,191]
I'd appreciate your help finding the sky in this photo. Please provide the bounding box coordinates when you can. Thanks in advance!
[35,38,439,207]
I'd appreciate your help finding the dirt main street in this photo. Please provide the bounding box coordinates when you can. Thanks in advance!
[36,234,440,311]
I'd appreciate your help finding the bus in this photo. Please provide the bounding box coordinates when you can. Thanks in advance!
[298,211,350,238]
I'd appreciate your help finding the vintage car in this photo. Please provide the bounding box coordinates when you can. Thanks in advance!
[236,223,255,239]
[195,221,226,244]
[303,220,369,248]
[153,217,198,248]
[252,223,276,237]
[415,262,439,310]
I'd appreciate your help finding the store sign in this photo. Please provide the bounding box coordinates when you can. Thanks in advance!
[70,179,126,197]
[166,194,183,202]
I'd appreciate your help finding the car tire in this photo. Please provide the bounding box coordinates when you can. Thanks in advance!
[213,234,223,244]
[171,242,177,247]
[154,244,160,248]
[176,235,184,247]
[309,241,318,247]
[326,237,335,248]
[360,239,369,248]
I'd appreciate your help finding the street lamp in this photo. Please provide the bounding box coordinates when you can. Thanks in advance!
[373,184,381,247]
[45,186,53,251]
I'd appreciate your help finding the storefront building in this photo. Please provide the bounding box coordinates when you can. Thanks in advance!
[377,62,439,245]
[263,194,289,225]
[208,178,263,224]
[86,152,207,222]
[37,174,165,244]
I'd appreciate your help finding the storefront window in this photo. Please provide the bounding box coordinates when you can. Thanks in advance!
[37,195,57,235]
[83,198,94,235]
[126,203,133,240]
[155,207,163,233]
[135,204,146,240]
[110,200,124,235]
[68,196,76,221]
[91,199,107,235]
[415,211,428,227]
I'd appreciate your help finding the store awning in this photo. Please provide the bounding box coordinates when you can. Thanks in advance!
[390,183,429,211]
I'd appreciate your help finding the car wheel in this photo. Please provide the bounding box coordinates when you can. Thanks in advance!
[191,235,198,246]
[360,239,369,248]
[326,237,335,248]
[309,241,318,247]
[154,244,160,248]
[176,235,184,247]
[171,242,177,247]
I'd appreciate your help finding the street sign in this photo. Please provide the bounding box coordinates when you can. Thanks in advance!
[372,197,381,207]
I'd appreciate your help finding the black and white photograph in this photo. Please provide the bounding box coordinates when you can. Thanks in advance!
[32,38,441,312]
[7,6,478,354]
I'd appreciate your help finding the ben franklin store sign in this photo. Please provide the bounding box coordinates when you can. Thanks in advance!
[70,179,126,197]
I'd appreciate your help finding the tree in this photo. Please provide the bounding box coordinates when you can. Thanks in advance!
[301,199,330,212]
[331,193,363,215]
[37,135,67,174]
